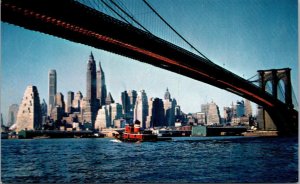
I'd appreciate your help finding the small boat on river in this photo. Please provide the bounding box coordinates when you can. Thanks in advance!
[114,120,171,142]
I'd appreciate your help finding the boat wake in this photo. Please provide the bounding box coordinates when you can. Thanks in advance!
[110,139,122,143]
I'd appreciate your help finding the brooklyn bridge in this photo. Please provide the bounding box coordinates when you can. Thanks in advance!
[2,0,298,135]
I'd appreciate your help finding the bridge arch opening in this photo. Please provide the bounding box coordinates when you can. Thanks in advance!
[277,79,286,103]
[265,80,273,95]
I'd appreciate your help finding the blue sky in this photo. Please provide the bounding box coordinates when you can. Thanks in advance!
[1,0,298,123]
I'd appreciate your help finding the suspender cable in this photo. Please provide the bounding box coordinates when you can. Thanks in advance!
[142,0,211,62]
[99,0,131,25]
[108,0,151,33]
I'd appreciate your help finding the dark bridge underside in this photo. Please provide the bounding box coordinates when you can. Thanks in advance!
[2,0,297,134]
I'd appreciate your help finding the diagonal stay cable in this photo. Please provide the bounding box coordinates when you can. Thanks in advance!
[291,86,298,106]
[99,0,132,25]
[142,0,211,62]
[247,74,258,81]
[108,0,151,33]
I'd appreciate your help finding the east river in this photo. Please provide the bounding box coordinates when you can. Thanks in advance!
[1,136,298,183]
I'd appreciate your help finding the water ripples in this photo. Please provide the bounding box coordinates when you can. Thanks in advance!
[1,136,298,183]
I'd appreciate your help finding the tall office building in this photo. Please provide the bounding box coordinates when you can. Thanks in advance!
[72,91,83,112]
[134,90,148,128]
[244,99,252,117]
[208,104,220,124]
[121,91,130,115]
[175,105,184,122]
[164,88,171,100]
[50,92,65,121]
[236,100,245,117]
[95,103,122,129]
[83,52,98,125]
[121,90,137,123]
[195,112,206,124]
[40,99,48,125]
[97,62,107,107]
[201,103,209,115]
[163,88,175,127]
[105,92,115,105]
[145,99,153,128]
[146,98,164,128]
[128,90,137,111]
[55,93,65,111]
[124,90,137,123]
[66,91,74,113]
[40,99,47,117]
[174,105,181,117]
[95,105,110,130]
[48,69,57,115]
[86,52,97,101]
[201,101,221,125]
[223,106,233,123]
[155,98,164,128]
[15,85,42,132]
[110,103,123,127]
[7,104,19,128]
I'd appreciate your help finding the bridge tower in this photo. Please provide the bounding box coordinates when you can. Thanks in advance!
[257,68,294,130]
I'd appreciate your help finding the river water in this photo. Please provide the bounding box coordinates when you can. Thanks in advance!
[1,136,298,183]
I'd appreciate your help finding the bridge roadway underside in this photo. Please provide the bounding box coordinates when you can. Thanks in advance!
[2,0,298,135]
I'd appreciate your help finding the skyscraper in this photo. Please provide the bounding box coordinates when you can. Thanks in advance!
[208,105,220,124]
[15,85,42,132]
[48,69,57,115]
[244,99,252,117]
[134,90,148,128]
[7,104,19,128]
[223,106,233,123]
[83,52,98,126]
[86,52,97,101]
[121,91,130,115]
[123,90,137,123]
[206,101,221,125]
[110,103,123,127]
[72,91,83,112]
[164,88,171,100]
[40,99,47,117]
[66,91,74,113]
[55,93,65,112]
[128,90,137,111]
[146,98,164,128]
[95,105,110,130]
[97,62,107,107]
[175,105,183,122]
[201,103,209,116]
[163,88,175,127]
[236,100,245,117]
[105,92,115,105]
[94,103,122,129]
[50,92,65,121]
[40,99,48,126]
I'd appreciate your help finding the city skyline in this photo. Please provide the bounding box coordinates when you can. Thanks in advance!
[1,1,298,183]
[1,0,298,123]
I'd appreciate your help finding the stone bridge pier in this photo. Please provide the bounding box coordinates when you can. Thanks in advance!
[257,68,297,135]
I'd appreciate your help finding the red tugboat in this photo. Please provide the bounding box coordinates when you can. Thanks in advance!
[116,120,158,142]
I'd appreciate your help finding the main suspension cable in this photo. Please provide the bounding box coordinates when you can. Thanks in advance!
[142,0,211,61]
